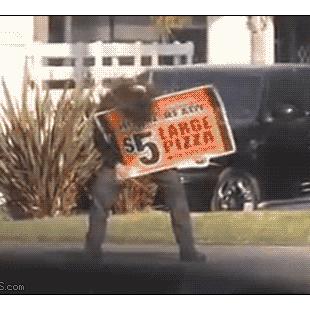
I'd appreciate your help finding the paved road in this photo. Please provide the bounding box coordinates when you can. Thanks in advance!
[0,243,310,294]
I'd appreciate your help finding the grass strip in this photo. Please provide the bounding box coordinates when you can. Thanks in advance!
[1,210,310,246]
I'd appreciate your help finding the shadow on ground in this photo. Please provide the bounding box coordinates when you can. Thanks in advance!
[0,247,306,294]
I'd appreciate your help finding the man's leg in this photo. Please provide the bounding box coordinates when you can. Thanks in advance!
[152,169,205,262]
[85,165,121,256]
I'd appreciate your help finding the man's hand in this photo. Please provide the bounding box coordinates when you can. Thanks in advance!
[115,163,128,181]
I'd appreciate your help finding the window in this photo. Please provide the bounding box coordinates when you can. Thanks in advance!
[208,75,264,127]
[267,71,310,112]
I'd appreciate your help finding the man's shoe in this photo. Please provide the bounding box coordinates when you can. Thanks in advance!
[85,243,104,260]
[180,251,206,262]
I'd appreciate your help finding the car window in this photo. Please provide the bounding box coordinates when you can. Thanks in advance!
[208,75,264,127]
[152,70,264,127]
[293,71,310,112]
[266,71,310,113]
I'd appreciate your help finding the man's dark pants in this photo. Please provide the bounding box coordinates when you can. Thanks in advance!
[85,165,200,260]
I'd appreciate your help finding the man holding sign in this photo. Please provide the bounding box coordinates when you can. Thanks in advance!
[85,79,234,262]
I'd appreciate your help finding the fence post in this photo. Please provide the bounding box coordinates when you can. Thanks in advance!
[134,41,142,71]
[111,43,118,70]
[93,41,102,86]
[187,41,194,64]
[73,42,84,88]
[151,42,159,66]
[173,41,182,65]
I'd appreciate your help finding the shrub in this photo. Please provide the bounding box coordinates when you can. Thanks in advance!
[0,84,101,218]
[0,83,157,219]
[114,176,158,214]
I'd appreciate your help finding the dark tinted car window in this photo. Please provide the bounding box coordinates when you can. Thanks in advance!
[151,70,264,127]
[208,75,263,127]
[266,71,310,112]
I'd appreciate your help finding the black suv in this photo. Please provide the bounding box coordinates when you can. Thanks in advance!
[141,64,310,211]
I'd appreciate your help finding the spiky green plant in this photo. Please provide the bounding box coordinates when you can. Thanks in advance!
[0,82,157,219]
[0,83,101,218]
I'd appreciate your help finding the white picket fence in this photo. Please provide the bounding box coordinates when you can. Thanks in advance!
[0,41,193,105]
[25,41,194,88]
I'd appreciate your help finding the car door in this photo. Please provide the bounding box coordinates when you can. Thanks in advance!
[258,69,310,198]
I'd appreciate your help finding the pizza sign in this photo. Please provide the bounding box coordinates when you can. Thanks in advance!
[95,85,236,179]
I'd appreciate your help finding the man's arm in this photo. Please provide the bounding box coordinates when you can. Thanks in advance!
[93,115,123,167]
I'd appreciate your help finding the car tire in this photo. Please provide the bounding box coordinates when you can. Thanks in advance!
[211,168,261,212]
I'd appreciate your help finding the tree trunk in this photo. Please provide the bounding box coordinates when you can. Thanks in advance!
[160,32,170,43]
[109,16,115,42]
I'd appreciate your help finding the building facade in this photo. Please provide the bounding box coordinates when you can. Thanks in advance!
[47,16,207,63]
[2,16,310,66]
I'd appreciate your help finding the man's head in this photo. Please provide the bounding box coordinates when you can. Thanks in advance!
[98,79,156,127]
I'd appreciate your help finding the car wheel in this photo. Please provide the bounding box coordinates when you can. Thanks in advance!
[211,168,260,211]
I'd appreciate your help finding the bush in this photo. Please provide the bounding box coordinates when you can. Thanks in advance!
[0,83,101,218]
[114,176,158,214]
[0,83,157,219]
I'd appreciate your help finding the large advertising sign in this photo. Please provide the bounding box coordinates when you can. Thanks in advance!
[95,85,236,179]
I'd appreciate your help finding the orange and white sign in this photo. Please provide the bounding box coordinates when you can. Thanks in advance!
[95,85,236,179]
